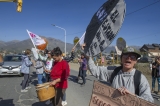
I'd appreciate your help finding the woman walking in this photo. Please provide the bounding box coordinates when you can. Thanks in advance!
[79,53,87,87]
[20,49,33,92]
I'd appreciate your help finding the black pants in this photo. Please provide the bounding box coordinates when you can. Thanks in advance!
[51,88,66,106]
[22,74,29,90]
[80,70,87,84]
[46,74,50,82]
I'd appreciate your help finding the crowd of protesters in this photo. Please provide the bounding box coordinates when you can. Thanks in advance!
[20,47,75,106]
[19,43,160,106]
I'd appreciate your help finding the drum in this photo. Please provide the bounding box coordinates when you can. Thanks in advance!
[36,82,55,102]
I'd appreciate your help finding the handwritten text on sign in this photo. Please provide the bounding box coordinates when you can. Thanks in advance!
[89,81,157,106]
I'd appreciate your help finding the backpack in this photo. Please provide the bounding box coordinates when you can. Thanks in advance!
[110,66,141,96]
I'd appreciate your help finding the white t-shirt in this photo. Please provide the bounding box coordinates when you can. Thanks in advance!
[45,59,53,70]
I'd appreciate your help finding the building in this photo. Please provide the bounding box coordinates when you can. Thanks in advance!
[140,43,160,57]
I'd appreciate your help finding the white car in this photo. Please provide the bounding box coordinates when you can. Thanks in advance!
[0,55,23,76]
[106,56,114,60]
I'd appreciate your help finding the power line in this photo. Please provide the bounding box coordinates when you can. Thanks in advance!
[126,0,160,16]
[127,31,160,41]
[57,0,160,40]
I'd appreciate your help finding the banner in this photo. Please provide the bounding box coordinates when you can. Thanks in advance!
[116,37,126,51]
[115,46,122,55]
[84,0,126,56]
[115,37,126,55]
[27,30,46,46]
[73,37,81,50]
[74,37,79,45]
[89,81,157,106]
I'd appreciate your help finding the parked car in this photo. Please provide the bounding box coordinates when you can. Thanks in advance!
[0,55,23,76]
[106,55,114,60]
[137,56,153,63]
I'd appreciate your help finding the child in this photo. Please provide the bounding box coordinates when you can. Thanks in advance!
[44,51,53,82]
[34,58,46,84]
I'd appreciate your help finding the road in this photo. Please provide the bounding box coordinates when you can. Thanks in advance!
[0,67,160,106]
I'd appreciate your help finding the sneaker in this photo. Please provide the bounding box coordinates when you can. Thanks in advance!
[151,88,155,93]
[81,83,85,87]
[62,101,67,106]
[21,89,28,92]
[25,86,31,90]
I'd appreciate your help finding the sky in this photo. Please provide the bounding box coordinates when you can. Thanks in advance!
[0,0,160,46]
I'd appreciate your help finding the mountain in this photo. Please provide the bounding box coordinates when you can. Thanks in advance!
[0,37,74,53]
[5,40,20,45]
[0,37,141,53]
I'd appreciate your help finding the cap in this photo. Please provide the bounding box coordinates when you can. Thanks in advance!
[122,47,141,58]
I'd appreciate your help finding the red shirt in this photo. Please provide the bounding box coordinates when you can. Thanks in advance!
[50,60,70,89]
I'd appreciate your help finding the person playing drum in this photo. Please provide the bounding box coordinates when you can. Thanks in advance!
[48,47,70,106]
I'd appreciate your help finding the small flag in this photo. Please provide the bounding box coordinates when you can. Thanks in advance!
[27,30,45,46]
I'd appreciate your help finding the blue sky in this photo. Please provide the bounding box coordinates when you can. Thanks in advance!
[0,0,160,46]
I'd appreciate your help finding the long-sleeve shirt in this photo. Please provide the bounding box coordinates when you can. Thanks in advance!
[38,54,48,61]
[20,55,32,74]
[88,57,154,103]
[34,60,44,74]
[81,58,87,70]
[50,60,70,89]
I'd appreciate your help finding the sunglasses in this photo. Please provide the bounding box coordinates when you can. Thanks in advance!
[122,54,137,60]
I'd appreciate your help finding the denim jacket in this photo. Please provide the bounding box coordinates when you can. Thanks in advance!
[20,55,32,74]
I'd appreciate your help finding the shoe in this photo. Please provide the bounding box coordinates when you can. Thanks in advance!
[76,78,79,82]
[81,83,85,87]
[151,88,155,93]
[21,89,28,92]
[62,100,67,106]
[25,86,31,90]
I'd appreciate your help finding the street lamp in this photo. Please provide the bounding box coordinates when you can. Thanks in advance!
[51,24,66,56]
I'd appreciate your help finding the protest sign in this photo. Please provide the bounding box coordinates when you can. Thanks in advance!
[73,37,81,51]
[115,46,122,55]
[115,37,126,55]
[74,37,79,45]
[84,0,126,56]
[89,81,157,106]
[116,37,126,51]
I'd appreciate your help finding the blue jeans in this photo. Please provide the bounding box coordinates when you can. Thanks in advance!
[80,70,87,84]
[37,74,46,84]
[62,92,66,101]
[152,77,160,91]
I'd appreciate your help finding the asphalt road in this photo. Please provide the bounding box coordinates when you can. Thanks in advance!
[0,67,159,106]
